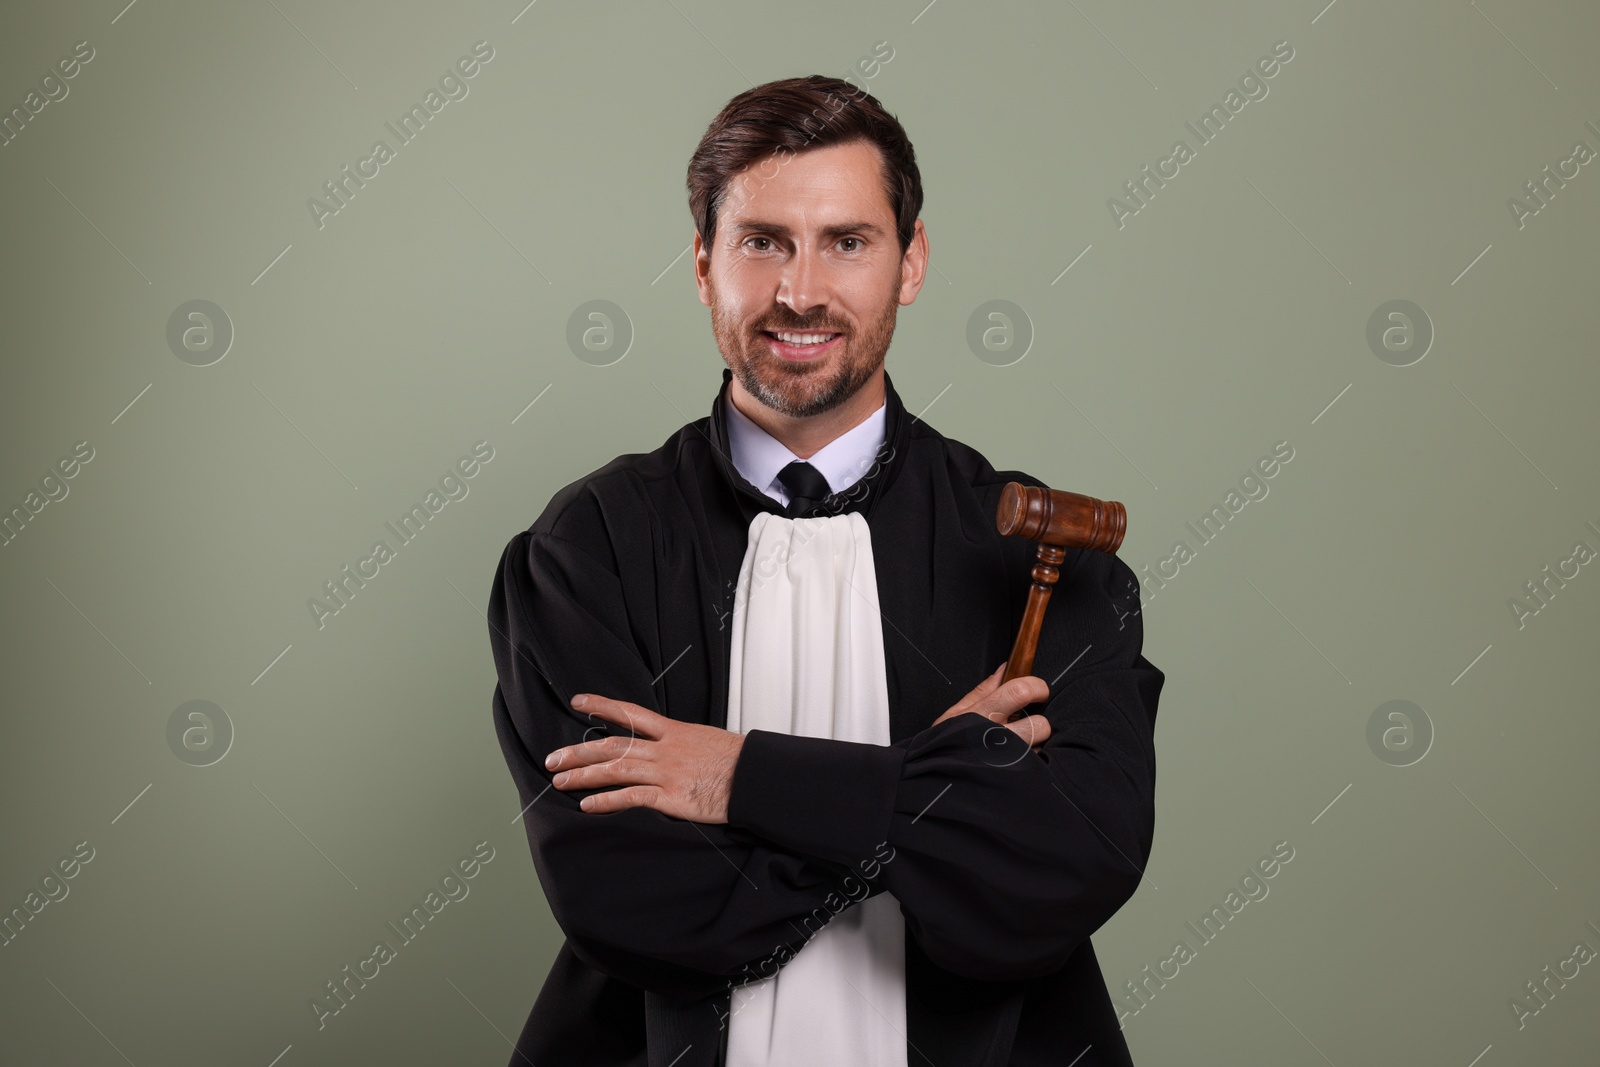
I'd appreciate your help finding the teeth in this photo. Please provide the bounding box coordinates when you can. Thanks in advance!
[773,331,836,345]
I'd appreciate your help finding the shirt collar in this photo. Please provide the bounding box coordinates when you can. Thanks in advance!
[723,386,888,506]
[705,366,911,523]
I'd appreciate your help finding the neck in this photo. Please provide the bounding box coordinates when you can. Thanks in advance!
[728,367,885,460]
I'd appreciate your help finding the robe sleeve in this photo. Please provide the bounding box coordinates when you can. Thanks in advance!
[726,546,1163,984]
[489,527,902,1001]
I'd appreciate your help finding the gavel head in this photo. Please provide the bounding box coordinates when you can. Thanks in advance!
[996,482,1125,553]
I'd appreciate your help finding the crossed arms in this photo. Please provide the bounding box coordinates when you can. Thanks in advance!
[488,525,1162,1000]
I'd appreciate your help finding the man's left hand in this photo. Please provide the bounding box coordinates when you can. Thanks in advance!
[545,694,745,823]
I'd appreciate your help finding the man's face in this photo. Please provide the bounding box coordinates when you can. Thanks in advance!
[695,139,927,419]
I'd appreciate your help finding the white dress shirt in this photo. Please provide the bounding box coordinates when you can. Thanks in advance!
[724,391,886,506]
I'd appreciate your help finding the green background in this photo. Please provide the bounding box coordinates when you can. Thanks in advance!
[2,0,1597,1063]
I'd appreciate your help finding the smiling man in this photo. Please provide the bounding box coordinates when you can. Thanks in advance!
[489,75,1163,1067]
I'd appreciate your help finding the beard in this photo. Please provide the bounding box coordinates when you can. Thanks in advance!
[709,275,899,419]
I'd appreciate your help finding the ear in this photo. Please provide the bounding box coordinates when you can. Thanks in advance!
[897,218,928,306]
[693,230,712,308]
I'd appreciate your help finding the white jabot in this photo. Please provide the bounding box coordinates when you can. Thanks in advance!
[723,512,908,1067]
[724,392,886,506]
[721,392,907,1067]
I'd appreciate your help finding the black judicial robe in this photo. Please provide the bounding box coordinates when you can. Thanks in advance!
[488,367,1164,1067]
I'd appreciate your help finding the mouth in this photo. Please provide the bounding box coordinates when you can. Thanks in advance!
[761,329,843,362]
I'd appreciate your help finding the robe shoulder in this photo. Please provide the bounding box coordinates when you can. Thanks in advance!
[932,425,1057,497]
[514,421,710,563]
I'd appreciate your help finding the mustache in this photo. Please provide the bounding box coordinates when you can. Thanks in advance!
[755,318,847,334]
[758,313,851,334]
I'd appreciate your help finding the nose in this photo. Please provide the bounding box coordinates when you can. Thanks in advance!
[775,245,830,320]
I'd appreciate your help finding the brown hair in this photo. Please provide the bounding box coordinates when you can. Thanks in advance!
[687,75,923,256]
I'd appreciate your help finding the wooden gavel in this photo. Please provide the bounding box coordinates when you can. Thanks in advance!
[996,482,1125,684]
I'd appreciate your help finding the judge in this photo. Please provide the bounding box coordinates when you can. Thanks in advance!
[488,74,1164,1067]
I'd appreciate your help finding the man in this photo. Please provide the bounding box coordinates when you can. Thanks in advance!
[489,74,1163,1067]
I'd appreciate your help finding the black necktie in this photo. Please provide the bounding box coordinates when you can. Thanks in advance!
[776,460,832,517]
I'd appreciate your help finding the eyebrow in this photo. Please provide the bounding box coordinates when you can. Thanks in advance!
[726,220,888,241]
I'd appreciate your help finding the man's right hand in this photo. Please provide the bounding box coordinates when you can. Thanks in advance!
[930,662,1052,749]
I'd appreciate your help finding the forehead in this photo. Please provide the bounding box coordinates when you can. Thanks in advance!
[719,139,893,229]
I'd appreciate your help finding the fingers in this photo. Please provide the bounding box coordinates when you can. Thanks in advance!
[547,694,665,771]
[930,663,1008,727]
[974,675,1050,725]
[1002,713,1051,748]
[551,756,651,793]
[546,732,641,772]
[961,662,1006,704]
[573,784,662,814]
[1011,675,1051,706]
[971,713,1052,768]
[966,662,1004,697]
[568,694,666,739]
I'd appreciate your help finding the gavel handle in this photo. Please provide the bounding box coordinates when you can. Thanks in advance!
[1001,542,1066,684]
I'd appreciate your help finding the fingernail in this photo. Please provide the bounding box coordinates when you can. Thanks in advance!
[571,694,587,708]
[553,772,569,786]
[579,796,592,810]
[544,752,559,769]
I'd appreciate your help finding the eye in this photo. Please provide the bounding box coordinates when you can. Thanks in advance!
[838,237,863,252]
[744,236,774,251]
